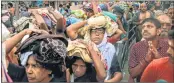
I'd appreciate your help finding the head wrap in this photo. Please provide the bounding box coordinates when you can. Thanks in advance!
[99,4,108,11]
[67,40,99,63]
[16,33,68,64]
[81,14,118,41]
[113,5,124,15]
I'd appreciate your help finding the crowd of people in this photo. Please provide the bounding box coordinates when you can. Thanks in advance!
[1,1,174,82]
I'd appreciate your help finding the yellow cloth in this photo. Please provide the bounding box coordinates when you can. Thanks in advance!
[77,13,118,41]
[67,40,99,63]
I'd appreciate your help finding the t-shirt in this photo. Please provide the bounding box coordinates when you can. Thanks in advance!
[8,63,66,82]
[141,57,174,82]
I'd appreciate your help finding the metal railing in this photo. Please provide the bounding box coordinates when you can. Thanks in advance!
[113,24,137,70]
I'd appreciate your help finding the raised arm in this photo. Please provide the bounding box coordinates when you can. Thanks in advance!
[66,20,87,40]
[84,41,106,81]
[3,29,48,68]
[48,8,65,32]
[91,0,99,14]
[31,10,49,31]
[78,40,106,81]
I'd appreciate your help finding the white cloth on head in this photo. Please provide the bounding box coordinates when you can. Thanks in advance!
[20,51,33,66]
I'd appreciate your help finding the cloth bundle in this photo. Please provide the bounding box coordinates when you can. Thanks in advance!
[67,40,99,63]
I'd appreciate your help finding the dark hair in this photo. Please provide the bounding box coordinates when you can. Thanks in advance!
[26,7,28,11]
[90,27,106,33]
[84,8,93,13]
[141,18,161,29]
[21,39,65,78]
[59,4,63,7]
[168,29,174,39]
[67,5,70,9]
[8,3,13,7]
[37,61,64,78]
[66,56,92,75]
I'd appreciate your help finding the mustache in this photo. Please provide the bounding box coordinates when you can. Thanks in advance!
[161,30,168,32]
[142,31,150,35]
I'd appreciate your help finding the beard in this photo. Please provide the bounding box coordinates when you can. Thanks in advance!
[160,31,168,37]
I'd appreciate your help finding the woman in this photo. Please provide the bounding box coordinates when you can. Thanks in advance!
[66,15,122,82]
[3,28,68,82]
[66,40,106,82]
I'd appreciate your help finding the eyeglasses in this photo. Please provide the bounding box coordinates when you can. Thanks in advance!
[161,23,172,28]
[90,28,105,35]
[72,64,86,69]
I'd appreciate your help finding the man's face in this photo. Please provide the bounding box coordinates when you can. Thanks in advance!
[72,59,86,77]
[142,22,160,40]
[90,28,105,45]
[8,5,11,8]
[140,3,147,12]
[167,8,174,25]
[157,15,172,37]
[25,56,51,82]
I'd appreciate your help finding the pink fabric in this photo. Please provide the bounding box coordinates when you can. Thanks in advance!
[2,64,13,82]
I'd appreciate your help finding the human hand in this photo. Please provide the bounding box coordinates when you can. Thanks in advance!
[78,40,94,51]
[145,41,155,62]
[148,41,161,59]
[31,10,39,15]
[24,28,49,35]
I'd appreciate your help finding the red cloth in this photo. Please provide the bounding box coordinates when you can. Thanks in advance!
[107,37,120,44]
[141,57,174,82]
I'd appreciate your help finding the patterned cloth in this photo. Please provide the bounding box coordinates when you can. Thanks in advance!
[16,34,68,64]
[13,17,31,32]
[71,10,87,20]
[128,38,169,81]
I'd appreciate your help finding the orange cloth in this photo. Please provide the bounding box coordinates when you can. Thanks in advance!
[141,57,174,82]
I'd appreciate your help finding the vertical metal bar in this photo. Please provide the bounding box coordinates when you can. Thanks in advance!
[15,1,19,20]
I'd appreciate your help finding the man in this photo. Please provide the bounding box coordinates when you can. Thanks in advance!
[167,3,174,27]
[132,3,139,15]
[155,1,162,10]
[1,10,14,33]
[132,3,154,25]
[128,18,169,82]
[141,29,174,82]
[157,14,172,37]
[132,3,154,42]
[8,2,15,16]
